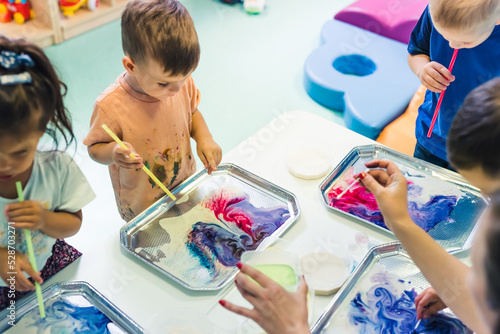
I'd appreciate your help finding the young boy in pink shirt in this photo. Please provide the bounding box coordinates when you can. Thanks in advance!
[84,0,222,222]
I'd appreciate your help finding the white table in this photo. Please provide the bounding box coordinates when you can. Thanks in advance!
[45,111,396,329]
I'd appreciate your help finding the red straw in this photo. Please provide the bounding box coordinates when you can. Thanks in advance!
[426,48,459,138]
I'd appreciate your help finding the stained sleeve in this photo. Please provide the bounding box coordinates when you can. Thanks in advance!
[188,76,201,114]
[82,101,121,147]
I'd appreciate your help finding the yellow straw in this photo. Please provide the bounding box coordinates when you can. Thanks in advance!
[15,182,46,319]
[101,124,177,201]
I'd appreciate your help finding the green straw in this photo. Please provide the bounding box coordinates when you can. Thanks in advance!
[15,181,45,319]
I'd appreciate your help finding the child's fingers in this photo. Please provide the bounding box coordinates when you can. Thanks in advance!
[422,80,443,93]
[415,294,429,319]
[5,201,35,213]
[6,208,35,221]
[12,221,37,230]
[16,276,35,291]
[216,150,223,167]
[116,157,143,168]
[116,145,132,157]
[430,67,450,87]
[415,293,436,320]
[422,302,442,319]
[16,266,38,291]
[422,73,447,92]
[437,67,455,82]
[199,152,209,169]
[207,153,217,174]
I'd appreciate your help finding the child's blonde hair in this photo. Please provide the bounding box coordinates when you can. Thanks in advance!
[430,0,500,30]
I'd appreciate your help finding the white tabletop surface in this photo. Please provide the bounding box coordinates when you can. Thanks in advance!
[45,110,397,330]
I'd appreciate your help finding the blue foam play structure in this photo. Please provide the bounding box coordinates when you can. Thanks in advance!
[304,20,420,139]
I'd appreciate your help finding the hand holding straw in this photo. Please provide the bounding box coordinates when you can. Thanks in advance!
[336,169,370,200]
[426,49,459,138]
[101,124,177,201]
[15,181,45,319]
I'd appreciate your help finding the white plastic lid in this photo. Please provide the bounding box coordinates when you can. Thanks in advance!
[286,138,333,180]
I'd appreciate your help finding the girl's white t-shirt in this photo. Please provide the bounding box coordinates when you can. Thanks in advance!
[0,151,95,287]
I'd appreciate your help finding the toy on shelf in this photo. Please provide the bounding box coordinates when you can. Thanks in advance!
[244,0,266,14]
[59,0,99,18]
[0,0,33,24]
[220,0,266,15]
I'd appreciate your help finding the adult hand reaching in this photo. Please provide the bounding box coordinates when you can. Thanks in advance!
[219,263,311,334]
[360,159,411,230]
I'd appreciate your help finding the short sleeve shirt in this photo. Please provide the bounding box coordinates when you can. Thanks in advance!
[408,6,500,160]
[0,151,95,287]
[83,73,198,222]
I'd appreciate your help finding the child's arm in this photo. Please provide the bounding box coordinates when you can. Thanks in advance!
[0,247,43,291]
[88,142,143,169]
[5,203,82,239]
[407,53,455,93]
[362,160,489,333]
[191,110,222,174]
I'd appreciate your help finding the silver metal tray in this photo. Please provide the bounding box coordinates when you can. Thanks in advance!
[0,281,142,333]
[311,243,470,333]
[320,145,487,253]
[120,163,301,291]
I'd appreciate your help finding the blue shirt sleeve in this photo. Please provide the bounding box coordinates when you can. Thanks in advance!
[408,6,432,56]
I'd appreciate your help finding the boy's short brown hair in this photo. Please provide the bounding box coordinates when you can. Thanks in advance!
[430,0,500,30]
[121,0,200,76]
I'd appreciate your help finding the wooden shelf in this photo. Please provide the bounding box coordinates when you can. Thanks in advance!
[0,19,56,47]
[114,0,129,7]
[0,0,130,47]
[60,3,124,40]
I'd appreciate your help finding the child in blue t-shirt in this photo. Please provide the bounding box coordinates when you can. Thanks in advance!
[0,37,95,309]
[408,0,500,169]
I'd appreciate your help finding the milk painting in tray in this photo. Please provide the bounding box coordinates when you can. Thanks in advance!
[329,263,471,333]
[134,186,290,289]
[5,295,125,334]
[327,164,483,237]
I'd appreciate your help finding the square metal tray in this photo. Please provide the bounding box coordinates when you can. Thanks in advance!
[311,243,469,333]
[0,281,142,333]
[319,145,487,253]
[120,163,301,291]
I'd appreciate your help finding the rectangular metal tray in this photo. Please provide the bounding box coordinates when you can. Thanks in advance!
[319,145,487,253]
[311,243,464,333]
[0,281,142,333]
[120,163,301,291]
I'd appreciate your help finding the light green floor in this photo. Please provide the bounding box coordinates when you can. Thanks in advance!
[45,0,355,251]
[45,0,353,148]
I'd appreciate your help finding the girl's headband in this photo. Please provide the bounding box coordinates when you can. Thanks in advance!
[0,50,34,85]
